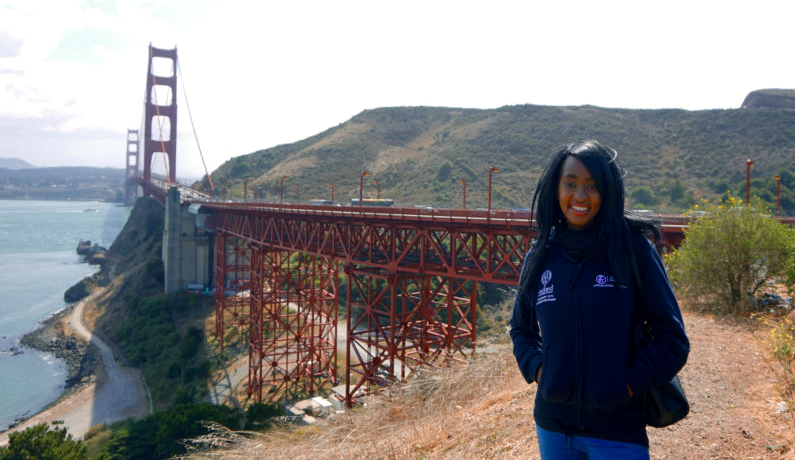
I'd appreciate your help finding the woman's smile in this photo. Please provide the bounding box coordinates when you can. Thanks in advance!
[557,156,601,230]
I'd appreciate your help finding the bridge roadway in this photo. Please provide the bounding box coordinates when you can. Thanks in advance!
[151,182,698,405]
[197,199,542,285]
[195,199,693,275]
[151,178,694,265]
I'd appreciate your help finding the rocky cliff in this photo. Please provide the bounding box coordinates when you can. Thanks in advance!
[741,89,795,109]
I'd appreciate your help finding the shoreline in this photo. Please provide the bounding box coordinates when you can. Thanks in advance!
[20,305,99,389]
[3,302,100,432]
[2,252,106,434]
[0,286,149,445]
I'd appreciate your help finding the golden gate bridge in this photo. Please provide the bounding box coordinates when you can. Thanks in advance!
[123,45,755,407]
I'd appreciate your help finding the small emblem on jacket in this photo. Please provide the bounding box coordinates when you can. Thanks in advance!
[537,270,556,305]
[541,270,552,285]
[593,274,616,288]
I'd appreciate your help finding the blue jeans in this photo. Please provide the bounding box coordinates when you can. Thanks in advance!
[537,426,650,460]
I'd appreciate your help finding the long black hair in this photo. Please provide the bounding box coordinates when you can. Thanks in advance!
[518,140,660,295]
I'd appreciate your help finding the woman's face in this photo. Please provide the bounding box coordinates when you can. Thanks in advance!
[557,155,601,230]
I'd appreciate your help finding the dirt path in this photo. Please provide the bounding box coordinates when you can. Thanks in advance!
[205,356,248,407]
[0,292,150,445]
[645,312,794,459]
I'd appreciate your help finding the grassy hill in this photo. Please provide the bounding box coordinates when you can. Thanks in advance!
[198,104,795,214]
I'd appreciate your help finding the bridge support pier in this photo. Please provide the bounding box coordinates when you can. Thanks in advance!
[163,186,213,294]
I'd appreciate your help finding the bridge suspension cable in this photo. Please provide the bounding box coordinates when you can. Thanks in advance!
[177,58,215,194]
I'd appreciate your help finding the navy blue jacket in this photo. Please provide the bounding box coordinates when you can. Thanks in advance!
[510,233,689,447]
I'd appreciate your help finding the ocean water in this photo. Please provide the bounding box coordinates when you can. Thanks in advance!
[0,200,130,431]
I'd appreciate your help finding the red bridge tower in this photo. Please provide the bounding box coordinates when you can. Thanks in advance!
[124,129,139,205]
[142,45,178,196]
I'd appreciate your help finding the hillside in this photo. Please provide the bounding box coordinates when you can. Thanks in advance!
[742,89,795,110]
[0,157,34,170]
[200,103,795,214]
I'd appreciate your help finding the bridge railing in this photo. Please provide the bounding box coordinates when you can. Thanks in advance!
[195,199,536,228]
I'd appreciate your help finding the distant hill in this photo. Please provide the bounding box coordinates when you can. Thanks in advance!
[200,100,795,215]
[741,89,795,109]
[0,166,125,201]
[0,158,35,170]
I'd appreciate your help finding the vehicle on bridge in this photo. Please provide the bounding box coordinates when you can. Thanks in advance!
[350,198,394,207]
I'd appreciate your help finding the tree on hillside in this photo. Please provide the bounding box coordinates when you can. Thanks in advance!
[0,422,87,460]
[629,186,659,207]
[666,196,795,314]
[668,180,686,201]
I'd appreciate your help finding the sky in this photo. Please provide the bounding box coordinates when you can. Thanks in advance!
[2,0,794,181]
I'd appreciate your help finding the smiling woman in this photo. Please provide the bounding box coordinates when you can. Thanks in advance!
[557,156,602,230]
[509,140,690,459]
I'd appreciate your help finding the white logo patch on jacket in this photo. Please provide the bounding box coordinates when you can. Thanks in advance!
[593,274,617,288]
[537,270,556,305]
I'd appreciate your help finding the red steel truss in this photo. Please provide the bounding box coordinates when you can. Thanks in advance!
[205,203,534,404]
[247,247,338,402]
[345,266,477,405]
[214,233,251,350]
[204,204,534,284]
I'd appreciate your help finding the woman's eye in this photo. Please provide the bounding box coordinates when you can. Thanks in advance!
[587,184,597,191]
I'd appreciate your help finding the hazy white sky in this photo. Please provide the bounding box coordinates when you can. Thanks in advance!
[2,0,794,179]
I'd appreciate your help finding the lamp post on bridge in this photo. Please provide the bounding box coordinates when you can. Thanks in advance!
[488,167,498,214]
[244,178,251,201]
[359,171,370,205]
[373,180,380,199]
[328,182,335,203]
[775,174,781,217]
[294,183,299,202]
[280,175,289,204]
[746,159,753,208]
[458,178,466,209]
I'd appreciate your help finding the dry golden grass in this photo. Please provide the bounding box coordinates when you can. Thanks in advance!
[181,340,540,460]
[182,311,795,460]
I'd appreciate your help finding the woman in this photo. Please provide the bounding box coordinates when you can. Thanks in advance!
[510,140,689,459]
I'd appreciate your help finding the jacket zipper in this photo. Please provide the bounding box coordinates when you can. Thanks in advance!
[573,261,585,431]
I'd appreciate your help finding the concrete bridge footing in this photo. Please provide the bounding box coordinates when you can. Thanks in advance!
[163,186,213,294]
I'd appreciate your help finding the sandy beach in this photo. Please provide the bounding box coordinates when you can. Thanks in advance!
[0,290,150,446]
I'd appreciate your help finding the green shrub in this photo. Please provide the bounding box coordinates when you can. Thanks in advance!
[666,196,795,314]
[95,403,242,460]
[630,186,659,207]
[145,258,164,284]
[115,292,213,408]
[0,422,87,460]
[245,402,284,429]
[437,161,452,181]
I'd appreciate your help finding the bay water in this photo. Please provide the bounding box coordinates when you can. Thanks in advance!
[0,200,130,431]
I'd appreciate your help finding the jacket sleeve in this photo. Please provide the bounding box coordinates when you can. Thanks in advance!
[626,236,690,395]
[510,252,543,384]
